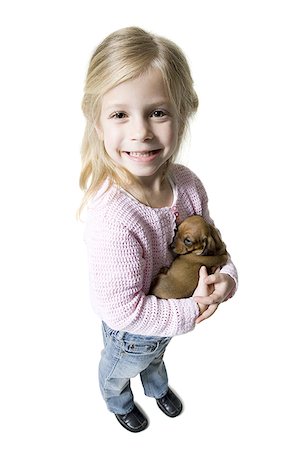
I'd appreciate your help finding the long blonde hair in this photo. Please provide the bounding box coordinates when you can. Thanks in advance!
[79,26,198,213]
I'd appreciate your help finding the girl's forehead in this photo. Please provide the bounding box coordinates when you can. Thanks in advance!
[101,69,170,107]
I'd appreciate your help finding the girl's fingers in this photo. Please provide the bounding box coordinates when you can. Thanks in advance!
[205,274,216,284]
[196,304,218,324]
[204,267,221,285]
[194,291,221,305]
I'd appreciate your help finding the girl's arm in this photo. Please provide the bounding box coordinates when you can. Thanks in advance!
[188,171,238,317]
[85,218,199,337]
[193,174,238,297]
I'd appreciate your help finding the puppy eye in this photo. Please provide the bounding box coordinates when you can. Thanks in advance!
[184,238,193,246]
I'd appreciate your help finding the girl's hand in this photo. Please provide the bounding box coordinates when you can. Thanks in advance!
[193,266,235,324]
[193,266,218,323]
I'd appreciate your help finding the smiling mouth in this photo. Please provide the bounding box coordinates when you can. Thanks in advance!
[124,150,161,157]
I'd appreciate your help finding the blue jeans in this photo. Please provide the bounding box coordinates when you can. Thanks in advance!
[99,322,172,415]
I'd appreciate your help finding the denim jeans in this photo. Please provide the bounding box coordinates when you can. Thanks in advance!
[99,322,172,415]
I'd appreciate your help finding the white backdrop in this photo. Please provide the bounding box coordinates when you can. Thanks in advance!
[1,1,299,449]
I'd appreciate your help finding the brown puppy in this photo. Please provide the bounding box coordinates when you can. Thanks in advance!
[150,215,228,299]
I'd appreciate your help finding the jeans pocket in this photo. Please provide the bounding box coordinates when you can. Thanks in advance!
[122,338,160,356]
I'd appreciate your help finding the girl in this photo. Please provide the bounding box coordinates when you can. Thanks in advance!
[80,27,238,433]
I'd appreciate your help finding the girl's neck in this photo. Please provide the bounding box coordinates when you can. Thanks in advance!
[126,171,174,208]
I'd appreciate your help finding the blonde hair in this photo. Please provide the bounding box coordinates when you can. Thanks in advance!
[79,26,198,213]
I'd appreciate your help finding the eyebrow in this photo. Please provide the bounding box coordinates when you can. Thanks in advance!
[102,100,172,112]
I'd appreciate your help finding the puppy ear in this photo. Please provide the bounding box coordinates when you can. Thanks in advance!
[200,237,209,256]
[205,235,216,254]
[208,225,226,254]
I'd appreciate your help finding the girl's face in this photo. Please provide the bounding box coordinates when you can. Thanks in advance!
[97,69,179,182]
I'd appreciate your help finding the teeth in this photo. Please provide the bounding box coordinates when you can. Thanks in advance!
[128,151,157,157]
[131,152,151,157]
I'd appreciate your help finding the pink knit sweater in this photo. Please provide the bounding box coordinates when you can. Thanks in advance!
[84,164,238,337]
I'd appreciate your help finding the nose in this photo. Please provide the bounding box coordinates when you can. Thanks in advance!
[130,116,153,141]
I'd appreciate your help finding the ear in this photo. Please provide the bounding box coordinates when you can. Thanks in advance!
[200,237,209,256]
[205,235,216,254]
[208,225,226,254]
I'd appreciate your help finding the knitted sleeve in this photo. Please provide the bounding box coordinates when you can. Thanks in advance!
[192,172,238,296]
[86,216,199,337]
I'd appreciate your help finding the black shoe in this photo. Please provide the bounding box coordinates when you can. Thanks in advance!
[156,388,183,418]
[115,404,148,433]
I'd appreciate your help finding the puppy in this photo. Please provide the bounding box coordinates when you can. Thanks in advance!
[150,215,228,299]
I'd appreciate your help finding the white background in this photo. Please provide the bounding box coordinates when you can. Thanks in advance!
[1,1,299,448]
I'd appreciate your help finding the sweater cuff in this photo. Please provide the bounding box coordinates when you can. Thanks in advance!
[181,298,199,334]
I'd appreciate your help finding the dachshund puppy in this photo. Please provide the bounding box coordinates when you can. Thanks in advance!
[150,215,228,299]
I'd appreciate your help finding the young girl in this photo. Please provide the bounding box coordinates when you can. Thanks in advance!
[80,27,238,433]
